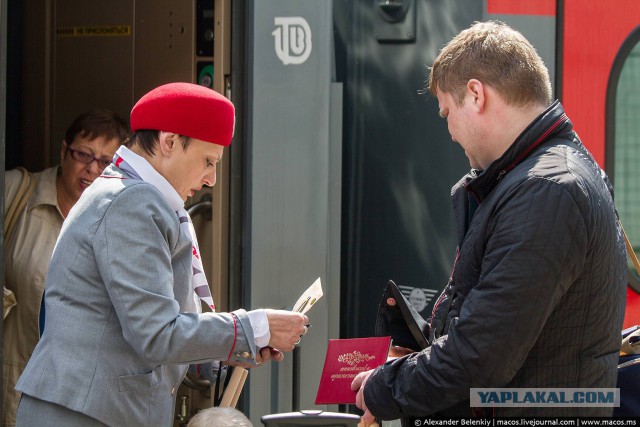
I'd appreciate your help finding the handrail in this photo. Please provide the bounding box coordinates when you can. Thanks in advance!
[186,193,213,220]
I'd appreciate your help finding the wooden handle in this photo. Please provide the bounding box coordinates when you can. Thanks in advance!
[219,367,248,407]
[229,368,248,407]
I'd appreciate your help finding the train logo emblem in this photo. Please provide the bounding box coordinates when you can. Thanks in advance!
[273,17,312,65]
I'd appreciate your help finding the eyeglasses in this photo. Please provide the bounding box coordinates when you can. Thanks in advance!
[66,146,112,170]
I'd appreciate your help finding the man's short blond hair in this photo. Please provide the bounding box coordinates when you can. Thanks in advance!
[428,21,552,107]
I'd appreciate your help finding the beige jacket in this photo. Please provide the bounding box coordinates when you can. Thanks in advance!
[3,166,64,427]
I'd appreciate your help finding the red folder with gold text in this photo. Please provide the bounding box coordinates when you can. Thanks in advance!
[315,336,392,404]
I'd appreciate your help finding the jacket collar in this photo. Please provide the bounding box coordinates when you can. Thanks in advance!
[113,146,185,211]
[465,100,573,202]
[29,166,62,214]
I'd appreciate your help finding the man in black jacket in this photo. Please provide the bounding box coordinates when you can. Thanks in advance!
[352,21,627,419]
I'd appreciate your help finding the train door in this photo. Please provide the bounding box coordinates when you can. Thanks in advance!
[609,31,640,328]
[11,0,232,424]
[606,22,640,329]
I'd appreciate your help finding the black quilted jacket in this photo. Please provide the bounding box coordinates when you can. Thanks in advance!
[365,101,627,418]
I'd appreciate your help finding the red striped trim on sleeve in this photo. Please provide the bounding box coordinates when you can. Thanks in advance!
[227,313,238,360]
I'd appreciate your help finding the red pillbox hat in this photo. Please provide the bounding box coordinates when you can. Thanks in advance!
[130,82,235,146]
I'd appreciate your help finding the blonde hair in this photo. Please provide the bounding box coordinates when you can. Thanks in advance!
[428,21,552,107]
[187,407,252,427]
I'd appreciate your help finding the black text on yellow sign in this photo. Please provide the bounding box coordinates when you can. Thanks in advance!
[56,26,131,37]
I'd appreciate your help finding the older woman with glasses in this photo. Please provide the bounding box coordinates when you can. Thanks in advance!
[2,109,129,427]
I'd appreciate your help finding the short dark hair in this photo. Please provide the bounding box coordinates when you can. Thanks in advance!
[65,109,130,146]
[126,130,191,156]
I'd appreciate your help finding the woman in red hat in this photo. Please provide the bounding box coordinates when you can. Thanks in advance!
[16,83,308,427]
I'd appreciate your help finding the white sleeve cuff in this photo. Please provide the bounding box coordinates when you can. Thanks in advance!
[248,309,271,348]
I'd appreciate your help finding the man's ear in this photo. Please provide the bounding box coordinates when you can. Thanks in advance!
[467,79,485,112]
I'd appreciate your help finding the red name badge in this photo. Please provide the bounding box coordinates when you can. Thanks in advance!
[315,336,392,405]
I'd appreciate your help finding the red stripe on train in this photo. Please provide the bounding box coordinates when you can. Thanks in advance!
[487,0,556,16]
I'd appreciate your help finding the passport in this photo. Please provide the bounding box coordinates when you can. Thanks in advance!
[315,336,392,404]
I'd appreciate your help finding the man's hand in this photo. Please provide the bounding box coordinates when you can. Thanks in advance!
[351,370,376,424]
[384,297,416,360]
[265,309,309,351]
[388,345,414,359]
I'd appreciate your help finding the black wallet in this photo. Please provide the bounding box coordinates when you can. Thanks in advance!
[375,280,430,351]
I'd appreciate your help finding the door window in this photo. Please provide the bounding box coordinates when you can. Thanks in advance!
[613,39,640,277]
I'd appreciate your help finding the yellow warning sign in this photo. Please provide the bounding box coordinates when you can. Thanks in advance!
[57,26,131,37]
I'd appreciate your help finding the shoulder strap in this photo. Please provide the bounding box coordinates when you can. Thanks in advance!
[620,219,640,276]
[4,167,37,244]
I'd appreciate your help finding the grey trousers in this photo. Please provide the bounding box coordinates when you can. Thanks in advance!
[16,394,108,427]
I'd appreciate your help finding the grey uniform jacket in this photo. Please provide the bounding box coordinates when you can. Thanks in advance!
[16,165,257,427]
[364,101,627,418]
